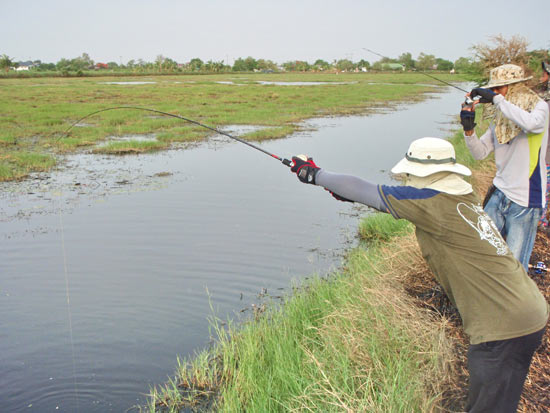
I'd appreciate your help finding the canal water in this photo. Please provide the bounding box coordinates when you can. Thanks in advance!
[0,86,466,412]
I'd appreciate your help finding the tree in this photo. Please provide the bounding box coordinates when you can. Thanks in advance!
[79,52,94,67]
[0,54,13,72]
[436,58,454,71]
[416,53,436,70]
[56,58,71,71]
[356,59,370,71]
[256,59,278,71]
[398,52,415,70]
[313,59,330,71]
[232,57,248,72]
[204,60,228,72]
[454,57,472,72]
[281,60,310,72]
[335,59,354,72]
[188,58,203,71]
[470,34,529,71]
[232,57,259,72]
[526,49,549,75]
[231,56,259,71]
[294,60,310,71]
[36,62,56,71]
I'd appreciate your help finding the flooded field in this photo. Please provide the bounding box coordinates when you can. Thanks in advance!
[0,86,466,412]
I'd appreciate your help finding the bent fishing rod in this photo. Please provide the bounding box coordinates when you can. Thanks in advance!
[363,48,470,93]
[57,106,294,167]
[362,48,478,106]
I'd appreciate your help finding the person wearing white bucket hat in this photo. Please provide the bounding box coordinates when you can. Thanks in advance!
[290,136,548,413]
[459,63,549,271]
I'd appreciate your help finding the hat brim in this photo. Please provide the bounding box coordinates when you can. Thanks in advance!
[391,157,471,177]
[482,76,532,89]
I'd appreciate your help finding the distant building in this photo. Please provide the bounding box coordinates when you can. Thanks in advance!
[382,63,405,71]
[95,63,109,69]
[15,61,35,71]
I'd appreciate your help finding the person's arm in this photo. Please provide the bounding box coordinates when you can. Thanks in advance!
[494,96,548,134]
[315,170,387,211]
[460,102,494,160]
[463,127,495,160]
[288,156,386,211]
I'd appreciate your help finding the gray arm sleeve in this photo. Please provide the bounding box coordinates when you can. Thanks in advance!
[315,169,387,212]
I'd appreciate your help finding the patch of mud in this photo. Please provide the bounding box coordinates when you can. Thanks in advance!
[0,150,179,229]
[217,125,271,136]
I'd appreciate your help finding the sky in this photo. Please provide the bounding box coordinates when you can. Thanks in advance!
[3,0,549,65]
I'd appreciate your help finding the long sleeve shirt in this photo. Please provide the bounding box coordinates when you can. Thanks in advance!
[464,95,549,208]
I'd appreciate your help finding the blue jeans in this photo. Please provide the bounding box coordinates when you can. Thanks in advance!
[484,188,543,271]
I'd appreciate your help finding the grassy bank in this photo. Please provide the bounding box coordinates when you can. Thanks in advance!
[143,216,456,412]
[0,72,465,181]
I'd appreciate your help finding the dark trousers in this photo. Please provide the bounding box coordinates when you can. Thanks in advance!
[466,328,545,413]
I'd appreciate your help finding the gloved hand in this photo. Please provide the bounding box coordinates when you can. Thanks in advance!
[470,88,497,104]
[460,109,476,132]
[291,155,319,184]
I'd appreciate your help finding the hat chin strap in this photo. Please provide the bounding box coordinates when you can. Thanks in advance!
[405,172,473,195]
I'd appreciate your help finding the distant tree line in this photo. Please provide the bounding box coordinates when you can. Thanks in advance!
[2,35,548,79]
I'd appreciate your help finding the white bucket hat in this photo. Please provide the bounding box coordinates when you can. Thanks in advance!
[482,64,532,89]
[391,137,471,177]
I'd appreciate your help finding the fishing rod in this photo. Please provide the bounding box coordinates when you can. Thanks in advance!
[362,48,477,105]
[57,106,293,167]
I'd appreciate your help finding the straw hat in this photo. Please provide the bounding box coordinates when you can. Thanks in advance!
[391,137,471,177]
[482,64,532,89]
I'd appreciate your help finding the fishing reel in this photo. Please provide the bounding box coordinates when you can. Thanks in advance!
[462,95,480,110]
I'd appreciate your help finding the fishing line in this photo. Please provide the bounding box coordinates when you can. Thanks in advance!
[57,106,293,167]
[58,203,79,411]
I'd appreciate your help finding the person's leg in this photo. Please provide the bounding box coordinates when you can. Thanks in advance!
[466,328,545,413]
[503,203,543,271]
[483,188,506,234]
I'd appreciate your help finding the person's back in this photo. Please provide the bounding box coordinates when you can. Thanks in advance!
[378,185,547,344]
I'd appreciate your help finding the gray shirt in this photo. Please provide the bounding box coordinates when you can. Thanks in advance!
[464,95,549,208]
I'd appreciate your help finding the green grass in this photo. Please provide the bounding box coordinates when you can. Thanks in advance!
[0,151,56,181]
[143,214,452,412]
[358,213,413,243]
[240,125,298,141]
[0,72,468,180]
[92,140,168,154]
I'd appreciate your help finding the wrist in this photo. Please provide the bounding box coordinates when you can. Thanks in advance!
[493,94,505,105]
[298,165,319,184]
